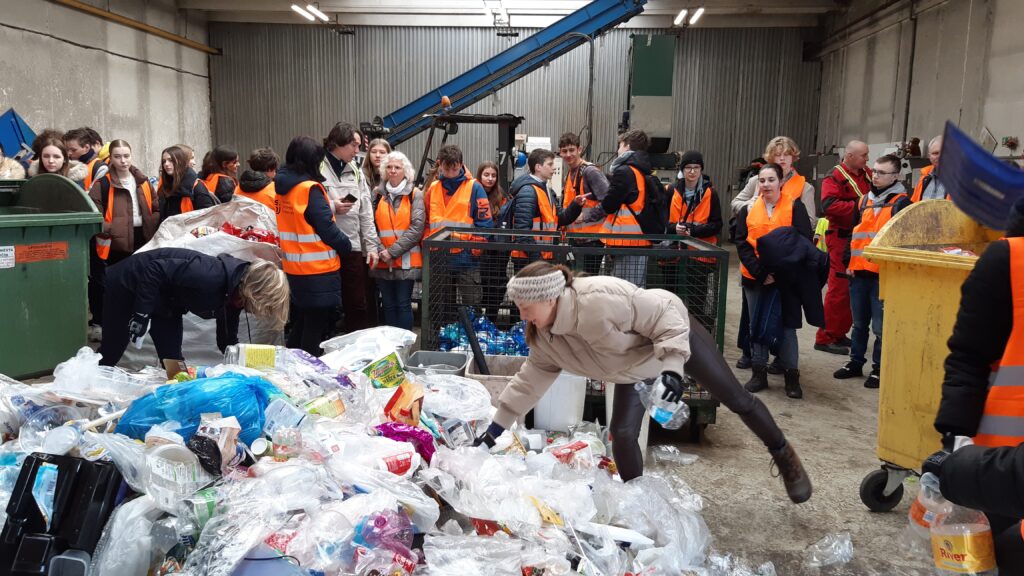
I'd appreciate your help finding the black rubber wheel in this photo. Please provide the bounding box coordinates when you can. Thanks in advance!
[860,468,904,512]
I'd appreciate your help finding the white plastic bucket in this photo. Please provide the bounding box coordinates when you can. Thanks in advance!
[533,372,586,433]
[604,382,650,462]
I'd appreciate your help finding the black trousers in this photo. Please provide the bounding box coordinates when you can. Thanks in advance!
[88,227,145,326]
[98,284,183,366]
[288,306,332,356]
[610,314,788,481]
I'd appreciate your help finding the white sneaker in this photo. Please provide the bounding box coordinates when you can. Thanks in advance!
[88,325,103,342]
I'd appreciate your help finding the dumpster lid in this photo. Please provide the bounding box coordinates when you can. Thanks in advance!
[0,174,102,228]
[863,199,1002,271]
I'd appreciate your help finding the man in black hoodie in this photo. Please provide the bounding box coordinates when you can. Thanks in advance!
[924,198,1024,571]
[602,129,654,287]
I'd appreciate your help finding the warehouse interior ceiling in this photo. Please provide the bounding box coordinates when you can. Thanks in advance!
[181,0,843,28]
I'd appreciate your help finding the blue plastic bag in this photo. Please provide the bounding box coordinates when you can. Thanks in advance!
[115,374,280,445]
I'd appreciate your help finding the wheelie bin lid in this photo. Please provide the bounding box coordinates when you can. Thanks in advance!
[0,174,101,228]
[863,199,1003,271]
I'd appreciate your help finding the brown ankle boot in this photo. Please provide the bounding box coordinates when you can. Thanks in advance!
[770,442,812,503]
[744,366,768,393]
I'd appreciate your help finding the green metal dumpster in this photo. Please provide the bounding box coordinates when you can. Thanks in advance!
[0,175,102,378]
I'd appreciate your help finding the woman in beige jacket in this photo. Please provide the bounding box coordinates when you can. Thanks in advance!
[479,261,812,503]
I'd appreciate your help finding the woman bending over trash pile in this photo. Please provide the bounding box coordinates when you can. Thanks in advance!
[476,260,812,503]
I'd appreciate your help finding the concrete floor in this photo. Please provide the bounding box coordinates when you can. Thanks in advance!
[646,245,933,575]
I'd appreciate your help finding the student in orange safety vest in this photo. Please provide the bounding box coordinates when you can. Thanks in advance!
[558,131,609,275]
[601,129,656,286]
[670,150,722,244]
[506,148,568,269]
[911,135,949,202]
[735,163,813,399]
[200,145,240,204]
[926,197,1024,572]
[235,147,279,213]
[368,150,424,331]
[63,127,108,192]
[423,144,494,317]
[832,155,910,389]
[157,146,217,221]
[275,136,352,356]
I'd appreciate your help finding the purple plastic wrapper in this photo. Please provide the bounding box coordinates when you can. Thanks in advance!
[374,422,437,464]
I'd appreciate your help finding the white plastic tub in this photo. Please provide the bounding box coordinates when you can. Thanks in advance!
[533,372,586,433]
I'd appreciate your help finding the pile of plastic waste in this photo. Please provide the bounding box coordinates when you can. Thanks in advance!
[0,327,769,575]
[437,315,529,357]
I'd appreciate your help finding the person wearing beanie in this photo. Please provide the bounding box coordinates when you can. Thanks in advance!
[670,150,721,245]
[924,195,1024,571]
[475,260,812,503]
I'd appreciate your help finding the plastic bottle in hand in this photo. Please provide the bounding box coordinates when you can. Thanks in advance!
[634,376,690,430]
[908,473,952,541]
[930,500,997,575]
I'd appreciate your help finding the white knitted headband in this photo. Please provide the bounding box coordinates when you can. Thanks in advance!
[506,270,566,303]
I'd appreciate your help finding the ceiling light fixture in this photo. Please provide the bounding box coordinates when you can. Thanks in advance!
[306,4,329,21]
[673,9,688,26]
[689,7,705,25]
[291,4,315,21]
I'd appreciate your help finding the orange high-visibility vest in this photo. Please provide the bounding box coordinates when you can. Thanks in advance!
[425,178,485,255]
[563,163,604,234]
[910,165,944,203]
[83,157,106,192]
[670,184,718,245]
[780,172,807,203]
[603,166,651,247]
[94,174,155,261]
[511,183,556,260]
[375,193,422,270]
[974,236,1024,448]
[203,173,234,197]
[848,191,908,274]
[235,182,277,213]
[277,181,341,276]
[740,196,794,280]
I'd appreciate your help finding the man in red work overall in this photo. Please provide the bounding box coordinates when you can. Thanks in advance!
[815,140,871,355]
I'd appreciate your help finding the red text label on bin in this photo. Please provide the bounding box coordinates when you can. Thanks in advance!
[15,242,68,264]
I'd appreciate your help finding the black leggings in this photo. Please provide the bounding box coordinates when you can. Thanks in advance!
[287,307,332,356]
[610,314,788,481]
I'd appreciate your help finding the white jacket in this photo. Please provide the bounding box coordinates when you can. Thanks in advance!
[320,158,382,253]
[731,172,818,229]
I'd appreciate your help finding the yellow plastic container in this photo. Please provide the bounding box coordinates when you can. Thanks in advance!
[864,200,1002,470]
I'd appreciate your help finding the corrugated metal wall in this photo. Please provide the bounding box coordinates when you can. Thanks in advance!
[209,23,819,190]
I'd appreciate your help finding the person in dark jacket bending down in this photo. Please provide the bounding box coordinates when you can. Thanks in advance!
[275,136,353,355]
[99,248,290,368]
[925,197,1024,571]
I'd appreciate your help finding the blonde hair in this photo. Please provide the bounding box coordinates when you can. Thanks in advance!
[513,261,578,345]
[763,136,801,163]
[363,138,392,188]
[239,260,290,329]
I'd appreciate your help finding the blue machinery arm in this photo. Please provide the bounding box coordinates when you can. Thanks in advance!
[377,0,647,146]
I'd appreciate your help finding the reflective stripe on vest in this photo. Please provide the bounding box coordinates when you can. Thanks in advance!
[375,193,422,271]
[670,183,718,245]
[740,196,794,280]
[910,164,934,203]
[277,181,341,276]
[84,157,106,191]
[781,172,807,204]
[512,183,557,259]
[234,182,277,213]
[834,164,868,199]
[564,163,604,234]
[848,192,907,274]
[603,166,651,247]
[425,178,479,254]
[95,174,154,260]
[974,236,1024,447]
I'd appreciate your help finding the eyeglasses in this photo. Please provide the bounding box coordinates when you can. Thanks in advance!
[683,166,701,172]
[874,170,899,176]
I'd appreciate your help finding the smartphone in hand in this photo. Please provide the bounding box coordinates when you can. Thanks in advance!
[343,194,358,203]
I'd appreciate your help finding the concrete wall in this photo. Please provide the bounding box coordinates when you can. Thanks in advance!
[0,0,211,176]
[816,0,1024,157]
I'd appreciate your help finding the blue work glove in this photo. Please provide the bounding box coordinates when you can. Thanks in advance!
[660,371,685,403]
[474,422,505,449]
[128,313,150,345]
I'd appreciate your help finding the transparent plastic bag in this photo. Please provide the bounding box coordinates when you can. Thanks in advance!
[422,533,524,575]
[327,458,440,532]
[419,373,495,422]
[804,531,854,567]
[79,432,148,492]
[320,326,417,355]
[46,347,157,405]
[650,444,699,466]
[89,494,162,576]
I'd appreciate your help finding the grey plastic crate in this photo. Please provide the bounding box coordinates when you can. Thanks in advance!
[405,350,470,376]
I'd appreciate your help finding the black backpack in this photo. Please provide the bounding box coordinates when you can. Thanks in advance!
[624,172,671,235]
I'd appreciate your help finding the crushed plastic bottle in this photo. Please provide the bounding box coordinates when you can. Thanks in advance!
[931,501,997,575]
[909,473,953,541]
[635,376,690,430]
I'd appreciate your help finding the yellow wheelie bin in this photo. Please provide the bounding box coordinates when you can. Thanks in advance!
[858,199,1002,511]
